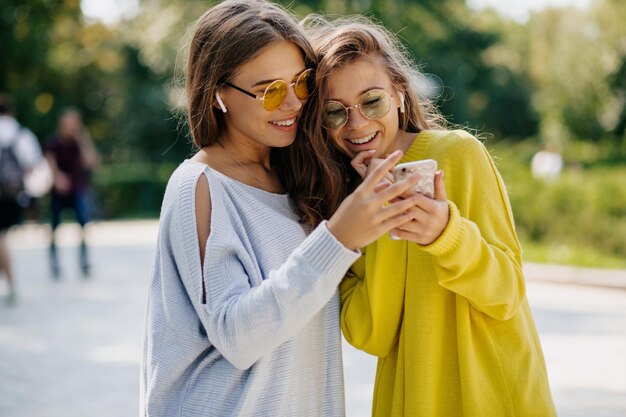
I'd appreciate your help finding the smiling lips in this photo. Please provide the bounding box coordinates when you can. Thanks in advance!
[270,117,296,127]
[347,131,377,145]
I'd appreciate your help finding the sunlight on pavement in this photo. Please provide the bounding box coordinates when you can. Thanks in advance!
[1,221,625,417]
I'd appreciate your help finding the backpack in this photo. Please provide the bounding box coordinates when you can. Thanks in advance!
[0,130,25,200]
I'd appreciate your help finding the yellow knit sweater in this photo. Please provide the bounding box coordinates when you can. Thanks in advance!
[340,130,557,417]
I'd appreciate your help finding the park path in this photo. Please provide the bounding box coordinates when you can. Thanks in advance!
[1,220,625,417]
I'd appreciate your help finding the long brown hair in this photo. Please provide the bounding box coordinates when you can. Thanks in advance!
[304,16,447,212]
[184,0,336,227]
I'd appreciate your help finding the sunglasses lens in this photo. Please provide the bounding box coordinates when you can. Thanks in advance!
[360,90,391,120]
[294,69,313,100]
[323,102,348,129]
[263,80,288,111]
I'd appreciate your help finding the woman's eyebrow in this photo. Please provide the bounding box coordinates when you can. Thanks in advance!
[328,85,386,102]
[251,78,277,87]
[251,68,307,87]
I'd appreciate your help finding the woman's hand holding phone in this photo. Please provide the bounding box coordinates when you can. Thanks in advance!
[327,151,427,251]
[347,153,450,246]
[389,170,450,245]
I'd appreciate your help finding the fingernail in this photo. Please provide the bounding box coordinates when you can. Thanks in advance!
[389,231,400,240]
[390,150,402,158]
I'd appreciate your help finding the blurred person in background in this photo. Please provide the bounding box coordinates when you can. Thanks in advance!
[0,93,43,305]
[45,108,99,278]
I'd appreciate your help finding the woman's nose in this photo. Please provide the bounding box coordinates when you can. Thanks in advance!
[278,85,303,112]
[345,107,368,130]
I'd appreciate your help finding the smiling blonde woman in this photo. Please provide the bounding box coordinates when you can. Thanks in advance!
[306,16,557,417]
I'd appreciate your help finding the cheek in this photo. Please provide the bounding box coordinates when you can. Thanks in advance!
[382,112,400,134]
[227,107,266,135]
[239,104,265,122]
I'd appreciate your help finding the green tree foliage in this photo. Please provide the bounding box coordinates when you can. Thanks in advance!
[493,1,626,147]
[594,0,626,143]
[2,0,624,227]
[396,2,538,139]
[0,0,187,165]
[1,0,83,136]
[526,8,612,145]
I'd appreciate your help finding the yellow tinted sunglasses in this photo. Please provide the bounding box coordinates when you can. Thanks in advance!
[225,69,313,111]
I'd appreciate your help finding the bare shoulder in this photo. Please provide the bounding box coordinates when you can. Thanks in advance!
[195,172,212,263]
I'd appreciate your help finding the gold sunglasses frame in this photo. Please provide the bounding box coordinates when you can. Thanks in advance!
[323,89,393,129]
[224,69,313,111]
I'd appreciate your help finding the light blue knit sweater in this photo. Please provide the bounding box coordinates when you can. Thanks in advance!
[141,160,359,416]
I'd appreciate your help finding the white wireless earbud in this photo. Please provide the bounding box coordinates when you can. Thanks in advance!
[398,92,405,114]
[216,91,227,113]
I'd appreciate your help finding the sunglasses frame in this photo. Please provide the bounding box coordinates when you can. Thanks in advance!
[224,68,313,111]
[323,89,394,129]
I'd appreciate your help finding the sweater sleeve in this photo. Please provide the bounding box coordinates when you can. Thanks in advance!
[174,167,360,370]
[420,134,526,321]
[340,238,407,358]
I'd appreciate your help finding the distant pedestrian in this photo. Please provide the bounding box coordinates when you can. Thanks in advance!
[0,93,43,304]
[45,108,99,278]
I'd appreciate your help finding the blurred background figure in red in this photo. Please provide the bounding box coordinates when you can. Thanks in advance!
[45,108,100,279]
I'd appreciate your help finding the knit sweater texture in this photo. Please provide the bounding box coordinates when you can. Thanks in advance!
[141,160,359,416]
[340,130,557,417]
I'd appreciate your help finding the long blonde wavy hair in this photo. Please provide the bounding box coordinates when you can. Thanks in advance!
[303,15,447,210]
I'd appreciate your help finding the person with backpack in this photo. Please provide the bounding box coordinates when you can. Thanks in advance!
[0,93,43,305]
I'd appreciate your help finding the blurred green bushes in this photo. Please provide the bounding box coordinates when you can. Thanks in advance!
[492,140,626,268]
[93,162,177,218]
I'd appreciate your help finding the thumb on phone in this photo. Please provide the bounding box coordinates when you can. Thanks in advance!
[433,170,448,201]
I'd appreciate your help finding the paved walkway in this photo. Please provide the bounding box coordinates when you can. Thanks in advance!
[1,220,625,417]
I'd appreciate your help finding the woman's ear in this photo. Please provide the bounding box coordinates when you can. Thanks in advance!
[397,91,405,114]
[215,91,228,113]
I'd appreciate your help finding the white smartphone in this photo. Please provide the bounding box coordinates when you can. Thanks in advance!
[392,159,438,198]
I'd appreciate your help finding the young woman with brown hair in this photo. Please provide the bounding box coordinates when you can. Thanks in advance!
[140,2,424,416]
[307,16,557,417]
